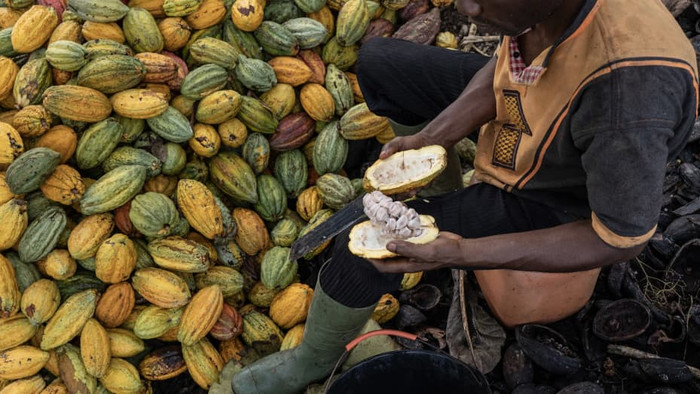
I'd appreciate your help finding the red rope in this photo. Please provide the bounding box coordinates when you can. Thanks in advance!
[345,329,419,351]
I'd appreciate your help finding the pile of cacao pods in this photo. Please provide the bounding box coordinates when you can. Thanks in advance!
[0,0,458,391]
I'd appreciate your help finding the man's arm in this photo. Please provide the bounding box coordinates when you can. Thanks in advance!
[368,219,642,273]
[379,56,498,159]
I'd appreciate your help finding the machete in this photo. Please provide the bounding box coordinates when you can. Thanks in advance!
[289,193,367,261]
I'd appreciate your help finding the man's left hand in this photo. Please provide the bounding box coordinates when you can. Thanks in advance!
[368,232,464,274]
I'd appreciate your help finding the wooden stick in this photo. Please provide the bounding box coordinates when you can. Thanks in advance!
[458,270,479,370]
[607,344,700,380]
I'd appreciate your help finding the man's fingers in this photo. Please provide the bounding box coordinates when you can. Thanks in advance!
[386,240,424,258]
[379,142,399,159]
[368,258,424,274]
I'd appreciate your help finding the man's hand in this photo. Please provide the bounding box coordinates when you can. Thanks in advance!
[379,133,431,160]
[368,232,464,273]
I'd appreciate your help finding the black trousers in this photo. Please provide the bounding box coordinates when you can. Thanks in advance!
[320,38,574,308]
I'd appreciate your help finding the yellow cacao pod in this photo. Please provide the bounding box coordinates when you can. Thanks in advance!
[218,118,248,148]
[0,375,46,393]
[0,8,21,29]
[40,164,84,205]
[247,282,280,308]
[95,282,135,328]
[129,0,167,17]
[81,21,126,43]
[0,122,23,169]
[99,358,144,394]
[300,83,335,122]
[11,105,51,138]
[42,85,113,123]
[110,89,169,119]
[269,283,313,329]
[400,271,423,290]
[371,293,400,324]
[177,179,224,239]
[233,208,270,256]
[159,17,191,51]
[41,289,98,350]
[280,323,305,350]
[0,198,27,251]
[144,174,178,196]
[268,57,312,87]
[260,83,296,120]
[35,126,77,164]
[80,319,111,378]
[106,328,145,358]
[133,305,183,340]
[11,5,58,53]
[147,236,212,273]
[67,213,114,260]
[189,123,221,158]
[230,0,264,31]
[196,90,242,125]
[178,285,223,345]
[36,249,77,280]
[185,0,226,29]
[49,20,83,44]
[296,186,323,221]
[0,57,18,101]
[345,71,364,103]
[134,52,178,84]
[0,346,50,379]
[40,378,69,394]
[95,234,137,284]
[0,254,20,318]
[131,267,191,308]
[0,314,37,352]
[182,337,224,390]
[20,278,60,325]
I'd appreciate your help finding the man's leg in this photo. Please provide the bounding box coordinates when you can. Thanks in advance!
[232,184,573,394]
[357,38,490,196]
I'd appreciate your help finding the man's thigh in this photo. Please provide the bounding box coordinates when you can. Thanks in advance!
[356,37,490,125]
[406,183,568,238]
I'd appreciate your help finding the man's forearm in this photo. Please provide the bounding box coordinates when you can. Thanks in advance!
[419,56,498,148]
[460,220,644,272]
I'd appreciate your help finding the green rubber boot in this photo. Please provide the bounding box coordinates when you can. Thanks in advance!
[389,119,463,197]
[230,281,376,394]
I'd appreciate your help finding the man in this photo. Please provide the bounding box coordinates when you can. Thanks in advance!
[232,0,698,392]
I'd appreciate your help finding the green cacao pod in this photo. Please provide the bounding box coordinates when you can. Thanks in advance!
[77,55,147,94]
[240,305,284,356]
[46,40,88,71]
[147,236,211,273]
[194,266,244,297]
[297,208,333,259]
[161,142,187,175]
[67,0,129,22]
[209,151,258,204]
[274,149,307,197]
[264,0,304,24]
[13,58,52,107]
[339,102,390,140]
[237,95,278,134]
[103,146,162,178]
[222,19,262,60]
[163,0,203,16]
[293,0,325,13]
[313,121,348,175]
[5,147,60,194]
[195,90,242,125]
[325,63,354,115]
[242,132,270,174]
[75,117,124,169]
[234,54,277,92]
[316,173,355,209]
[129,192,180,238]
[7,253,41,292]
[260,246,297,290]
[189,37,239,69]
[123,7,164,53]
[254,174,286,222]
[117,116,146,143]
[336,0,370,46]
[56,274,106,302]
[180,63,228,100]
[80,165,148,215]
[282,17,327,49]
[254,21,299,56]
[18,206,66,263]
[146,106,194,143]
[271,219,298,247]
[83,38,134,59]
[322,36,359,70]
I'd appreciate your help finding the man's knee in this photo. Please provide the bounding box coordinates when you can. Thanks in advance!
[356,37,395,83]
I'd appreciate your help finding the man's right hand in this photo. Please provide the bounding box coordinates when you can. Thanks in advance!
[379,133,431,160]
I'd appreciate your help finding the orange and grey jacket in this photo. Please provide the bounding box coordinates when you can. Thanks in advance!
[473,0,699,248]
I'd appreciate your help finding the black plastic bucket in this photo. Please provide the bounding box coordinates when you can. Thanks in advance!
[327,350,491,394]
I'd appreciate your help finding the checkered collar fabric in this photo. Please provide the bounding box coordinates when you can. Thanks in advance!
[508,37,546,85]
